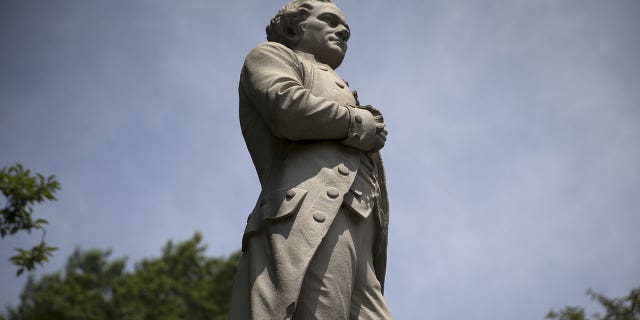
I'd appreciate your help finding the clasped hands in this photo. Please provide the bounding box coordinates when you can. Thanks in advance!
[341,105,388,152]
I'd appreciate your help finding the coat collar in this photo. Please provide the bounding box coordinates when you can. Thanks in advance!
[294,50,332,70]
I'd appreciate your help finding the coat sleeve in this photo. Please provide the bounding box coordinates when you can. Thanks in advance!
[240,42,351,141]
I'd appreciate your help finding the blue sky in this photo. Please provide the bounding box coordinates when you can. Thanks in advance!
[1,0,639,318]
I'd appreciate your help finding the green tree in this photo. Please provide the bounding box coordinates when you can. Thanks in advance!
[2,233,240,320]
[1,164,60,276]
[546,286,640,320]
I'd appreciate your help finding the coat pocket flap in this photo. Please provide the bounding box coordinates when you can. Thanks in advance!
[242,187,308,252]
[259,187,308,221]
[343,190,373,219]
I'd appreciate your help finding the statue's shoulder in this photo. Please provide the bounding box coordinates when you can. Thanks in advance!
[252,41,294,53]
[245,42,300,64]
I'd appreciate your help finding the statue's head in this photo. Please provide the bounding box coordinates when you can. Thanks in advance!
[266,0,350,69]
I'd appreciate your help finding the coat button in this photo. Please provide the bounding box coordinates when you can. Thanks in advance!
[326,187,340,199]
[286,189,296,199]
[338,164,350,176]
[335,81,345,89]
[313,211,326,223]
[354,115,362,123]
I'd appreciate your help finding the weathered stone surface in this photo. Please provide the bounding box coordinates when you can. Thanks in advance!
[230,1,392,319]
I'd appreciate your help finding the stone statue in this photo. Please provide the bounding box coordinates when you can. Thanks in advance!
[230,0,392,318]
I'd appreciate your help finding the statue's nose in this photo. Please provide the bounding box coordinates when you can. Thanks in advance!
[335,27,350,42]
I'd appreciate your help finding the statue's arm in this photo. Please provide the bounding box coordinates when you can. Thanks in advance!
[240,42,350,141]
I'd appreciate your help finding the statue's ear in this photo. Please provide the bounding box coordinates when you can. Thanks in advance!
[284,22,304,45]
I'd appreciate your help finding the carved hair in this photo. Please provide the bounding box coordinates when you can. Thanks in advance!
[266,0,334,47]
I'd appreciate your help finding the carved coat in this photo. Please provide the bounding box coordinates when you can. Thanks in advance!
[230,41,389,320]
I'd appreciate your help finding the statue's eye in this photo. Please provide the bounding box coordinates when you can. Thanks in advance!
[320,14,339,27]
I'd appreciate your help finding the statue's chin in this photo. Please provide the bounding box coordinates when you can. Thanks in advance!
[293,44,346,69]
[318,51,346,69]
[326,57,344,69]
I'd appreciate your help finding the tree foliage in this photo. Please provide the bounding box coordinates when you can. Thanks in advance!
[546,286,640,320]
[1,164,60,276]
[2,232,240,320]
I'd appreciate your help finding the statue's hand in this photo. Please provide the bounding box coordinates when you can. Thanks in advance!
[341,106,387,151]
[359,104,384,121]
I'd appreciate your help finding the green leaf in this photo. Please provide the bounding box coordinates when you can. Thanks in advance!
[1,163,60,275]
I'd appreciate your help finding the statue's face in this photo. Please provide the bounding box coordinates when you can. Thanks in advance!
[293,2,350,69]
